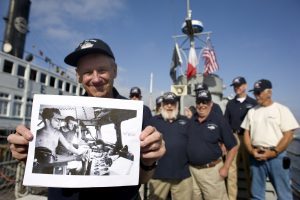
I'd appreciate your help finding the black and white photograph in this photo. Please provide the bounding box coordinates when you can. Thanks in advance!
[23,94,143,188]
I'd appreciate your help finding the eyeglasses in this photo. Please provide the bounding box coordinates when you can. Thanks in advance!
[163,100,176,105]
[130,94,140,98]
[196,100,210,105]
[253,91,261,96]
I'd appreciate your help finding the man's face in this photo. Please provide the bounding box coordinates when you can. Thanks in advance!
[67,120,77,131]
[76,54,117,98]
[161,101,178,120]
[196,100,212,118]
[254,89,271,105]
[50,113,62,130]
[234,84,247,95]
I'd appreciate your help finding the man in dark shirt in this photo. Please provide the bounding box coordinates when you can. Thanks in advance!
[187,89,237,200]
[185,83,223,118]
[146,92,192,200]
[129,86,152,127]
[224,76,257,200]
[8,38,166,200]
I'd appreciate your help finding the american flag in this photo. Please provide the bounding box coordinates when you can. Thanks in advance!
[202,47,219,75]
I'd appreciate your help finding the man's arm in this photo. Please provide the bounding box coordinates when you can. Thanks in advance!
[58,133,85,155]
[139,126,166,183]
[256,130,294,160]
[219,145,238,178]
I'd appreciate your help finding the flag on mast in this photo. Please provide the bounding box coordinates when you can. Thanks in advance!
[202,40,219,75]
[170,43,183,83]
[186,46,198,79]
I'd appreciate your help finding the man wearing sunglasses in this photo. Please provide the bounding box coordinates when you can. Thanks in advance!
[224,76,257,200]
[241,79,299,200]
[187,89,238,200]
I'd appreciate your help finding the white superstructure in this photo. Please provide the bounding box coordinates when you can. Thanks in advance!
[0,51,84,134]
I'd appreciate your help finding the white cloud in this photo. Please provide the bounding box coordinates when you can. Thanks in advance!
[30,0,127,40]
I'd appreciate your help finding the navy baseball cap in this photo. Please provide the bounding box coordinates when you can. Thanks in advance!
[249,79,272,93]
[130,87,141,95]
[230,76,246,87]
[194,83,208,92]
[195,89,212,103]
[162,92,178,103]
[64,38,115,67]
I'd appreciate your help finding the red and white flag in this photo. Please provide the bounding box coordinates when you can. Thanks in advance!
[186,46,198,79]
[203,47,219,75]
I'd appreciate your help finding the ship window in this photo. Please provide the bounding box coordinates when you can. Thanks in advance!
[3,60,13,74]
[79,87,83,95]
[12,95,23,117]
[40,73,46,84]
[50,76,55,87]
[66,82,70,92]
[30,69,37,81]
[58,80,63,89]
[17,65,26,77]
[0,92,9,116]
[72,85,77,94]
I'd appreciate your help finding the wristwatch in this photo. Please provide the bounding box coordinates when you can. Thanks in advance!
[140,161,158,171]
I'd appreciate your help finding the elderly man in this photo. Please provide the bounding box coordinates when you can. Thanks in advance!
[146,92,192,200]
[7,38,166,200]
[187,89,238,200]
[241,79,299,200]
[224,76,257,199]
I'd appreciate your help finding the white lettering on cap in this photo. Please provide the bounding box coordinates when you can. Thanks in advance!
[198,91,208,98]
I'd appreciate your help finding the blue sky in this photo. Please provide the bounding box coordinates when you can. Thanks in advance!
[1,0,300,120]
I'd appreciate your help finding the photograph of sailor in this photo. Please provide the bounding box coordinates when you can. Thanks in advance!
[56,116,88,175]
[33,108,87,174]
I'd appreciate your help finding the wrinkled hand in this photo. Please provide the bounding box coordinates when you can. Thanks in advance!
[184,107,193,119]
[7,125,33,161]
[251,149,276,161]
[219,166,229,178]
[140,126,166,166]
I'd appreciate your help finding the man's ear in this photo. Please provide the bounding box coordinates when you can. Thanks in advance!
[76,69,82,83]
[113,63,118,79]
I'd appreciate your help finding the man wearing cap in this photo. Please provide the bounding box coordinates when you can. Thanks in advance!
[224,76,257,200]
[8,38,166,200]
[129,86,152,126]
[241,79,299,200]
[184,83,223,118]
[146,92,192,200]
[187,89,238,200]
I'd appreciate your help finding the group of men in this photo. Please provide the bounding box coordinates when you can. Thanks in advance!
[7,38,299,200]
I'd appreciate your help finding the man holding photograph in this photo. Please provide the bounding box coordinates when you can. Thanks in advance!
[7,38,166,200]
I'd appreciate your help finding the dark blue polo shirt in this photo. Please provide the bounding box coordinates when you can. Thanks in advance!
[145,115,191,180]
[224,95,257,134]
[142,105,152,129]
[48,87,140,200]
[187,111,236,166]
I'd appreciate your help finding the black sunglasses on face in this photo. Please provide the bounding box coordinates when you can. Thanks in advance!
[196,100,210,105]
[163,100,176,105]
[253,91,261,96]
[130,94,140,98]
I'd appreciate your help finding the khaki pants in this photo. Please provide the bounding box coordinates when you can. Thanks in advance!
[148,177,192,200]
[227,133,251,200]
[189,161,228,200]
